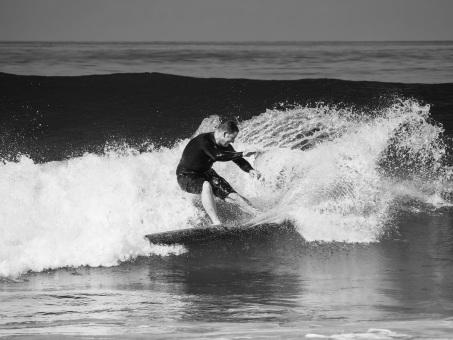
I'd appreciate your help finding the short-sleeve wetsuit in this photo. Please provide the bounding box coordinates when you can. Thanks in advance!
[176,132,253,199]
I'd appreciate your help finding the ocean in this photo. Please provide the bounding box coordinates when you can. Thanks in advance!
[1,41,453,339]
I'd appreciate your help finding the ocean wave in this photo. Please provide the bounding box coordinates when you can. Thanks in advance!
[1,72,452,164]
[1,99,450,277]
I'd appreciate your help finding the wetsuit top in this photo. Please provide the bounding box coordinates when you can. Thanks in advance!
[176,132,253,175]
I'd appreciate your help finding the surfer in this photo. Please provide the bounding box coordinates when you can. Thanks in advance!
[176,121,261,226]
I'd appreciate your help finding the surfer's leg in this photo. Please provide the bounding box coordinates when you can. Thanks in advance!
[201,181,222,225]
[225,192,260,216]
[205,170,259,216]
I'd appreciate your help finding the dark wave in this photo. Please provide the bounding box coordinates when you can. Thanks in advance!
[1,72,452,162]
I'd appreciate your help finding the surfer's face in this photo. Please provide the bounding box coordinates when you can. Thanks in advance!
[220,131,238,147]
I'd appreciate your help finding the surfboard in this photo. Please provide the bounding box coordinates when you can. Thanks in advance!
[145,222,290,245]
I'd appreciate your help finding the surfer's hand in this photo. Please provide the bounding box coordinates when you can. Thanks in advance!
[242,150,256,157]
[249,169,261,180]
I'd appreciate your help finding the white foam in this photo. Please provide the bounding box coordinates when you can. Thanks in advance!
[0,146,193,277]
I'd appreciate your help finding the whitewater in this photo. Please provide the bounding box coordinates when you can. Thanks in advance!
[0,99,448,278]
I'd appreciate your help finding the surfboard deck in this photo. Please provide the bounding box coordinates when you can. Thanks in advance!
[145,222,290,245]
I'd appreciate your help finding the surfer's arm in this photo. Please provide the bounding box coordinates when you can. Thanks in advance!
[232,157,253,173]
[201,139,243,162]
[228,144,253,173]
[230,146,262,178]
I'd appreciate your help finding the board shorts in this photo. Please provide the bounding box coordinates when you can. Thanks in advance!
[177,169,236,200]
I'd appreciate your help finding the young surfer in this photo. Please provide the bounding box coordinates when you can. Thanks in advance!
[176,120,261,226]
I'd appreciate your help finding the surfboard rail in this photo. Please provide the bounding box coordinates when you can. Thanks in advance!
[145,222,291,245]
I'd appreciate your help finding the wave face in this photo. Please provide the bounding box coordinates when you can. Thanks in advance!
[0,97,448,277]
[1,72,452,165]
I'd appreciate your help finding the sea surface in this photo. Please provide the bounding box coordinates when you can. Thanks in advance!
[1,41,453,339]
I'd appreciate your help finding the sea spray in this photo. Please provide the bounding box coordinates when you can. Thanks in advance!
[233,100,448,241]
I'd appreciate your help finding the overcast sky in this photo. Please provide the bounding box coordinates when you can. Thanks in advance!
[1,0,452,41]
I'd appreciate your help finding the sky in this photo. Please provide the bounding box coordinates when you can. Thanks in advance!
[1,0,452,41]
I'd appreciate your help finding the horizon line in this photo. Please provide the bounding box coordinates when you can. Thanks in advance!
[1,39,453,44]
